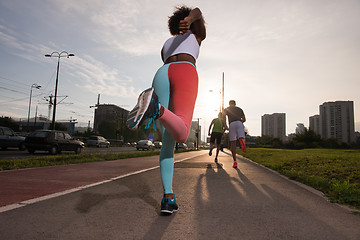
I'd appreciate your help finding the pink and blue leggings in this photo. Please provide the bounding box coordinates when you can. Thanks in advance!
[152,61,198,194]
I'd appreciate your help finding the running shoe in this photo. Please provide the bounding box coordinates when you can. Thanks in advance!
[239,138,247,153]
[143,91,161,131]
[126,88,160,130]
[214,157,218,163]
[233,161,238,168]
[209,147,213,156]
[160,194,178,215]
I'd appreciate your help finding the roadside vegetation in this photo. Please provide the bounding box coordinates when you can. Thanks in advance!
[251,129,360,149]
[0,149,193,171]
[240,148,360,210]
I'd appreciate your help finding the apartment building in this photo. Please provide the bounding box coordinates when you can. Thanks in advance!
[261,113,286,141]
[93,104,129,133]
[309,114,320,135]
[319,101,355,144]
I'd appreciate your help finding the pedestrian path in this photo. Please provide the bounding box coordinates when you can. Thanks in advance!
[0,150,359,240]
[0,151,206,212]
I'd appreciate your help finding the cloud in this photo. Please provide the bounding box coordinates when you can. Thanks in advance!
[65,54,139,99]
[0,20,141,101]
[0,24,57,64]
[1,0,360,135]
[48,0,168,56]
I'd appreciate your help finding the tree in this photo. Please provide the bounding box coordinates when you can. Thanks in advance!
[256,135,283,148]
[0,116,19,131]
[289,129,321,149]
[96,119,156,142]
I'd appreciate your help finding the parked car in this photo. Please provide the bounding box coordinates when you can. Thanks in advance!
[86,136,110,148]
[187,142,195,148]
[126,142,137,147]
[178,143,188,149]
[24,130,85,155]
[0,126,25,150]
[136,140,155,151]
[154,141,162,149]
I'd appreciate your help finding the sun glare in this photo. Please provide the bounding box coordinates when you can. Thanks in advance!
[196,89,222,120]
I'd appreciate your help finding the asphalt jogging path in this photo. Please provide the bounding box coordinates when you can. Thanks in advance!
[0,150,359,240]
[0,151,204,212]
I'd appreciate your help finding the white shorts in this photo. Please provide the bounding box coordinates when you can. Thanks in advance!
[229,121,245,141]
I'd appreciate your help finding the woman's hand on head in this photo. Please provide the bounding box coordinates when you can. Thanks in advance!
[179,17,191,34]
[177,8,206,43]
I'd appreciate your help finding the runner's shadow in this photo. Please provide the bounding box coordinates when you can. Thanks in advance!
[75,175,159,214]
[191,156,274,238]
[141,215,175,240]
[74,169,174,239]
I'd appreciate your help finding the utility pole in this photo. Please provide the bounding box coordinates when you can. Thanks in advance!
[90,94,101,133]
[33,106,38,128]
[197,118,200,150]
[222,72,224,113]
[44,95,54,122]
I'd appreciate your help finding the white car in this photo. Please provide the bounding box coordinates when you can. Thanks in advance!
[136,140,155,151]
[86,136,110,148]
[177,143,188,149]
[154,141,162,149]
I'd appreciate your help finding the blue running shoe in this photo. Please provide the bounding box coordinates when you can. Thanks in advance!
[126,88,160,130]
[143,91,160,131]
[160,194,178,215]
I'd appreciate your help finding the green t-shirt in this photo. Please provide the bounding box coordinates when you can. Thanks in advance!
[212,118,223,133]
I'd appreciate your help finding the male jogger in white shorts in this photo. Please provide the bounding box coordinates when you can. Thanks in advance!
[223,100,246,168]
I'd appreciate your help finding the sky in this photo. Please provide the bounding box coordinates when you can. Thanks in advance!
[1,0,360,141]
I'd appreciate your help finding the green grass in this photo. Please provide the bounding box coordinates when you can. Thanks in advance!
[240,148,360,210]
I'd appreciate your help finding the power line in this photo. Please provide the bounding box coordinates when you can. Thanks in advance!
[0,86,27,95]
[0,69,56,95]
[0,96,29,104]
[0,75,37,93]
[0,90,46,104]
[0,80,29,93]
[0,75,29,86]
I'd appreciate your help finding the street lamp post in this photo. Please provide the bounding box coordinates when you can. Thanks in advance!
[222,72,224,113]
[45,51,74,130]
[27,84,41,131]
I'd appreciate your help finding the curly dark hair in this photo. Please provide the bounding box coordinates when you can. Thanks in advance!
[168,6,192,36]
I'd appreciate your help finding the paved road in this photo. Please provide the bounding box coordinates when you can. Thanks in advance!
[0,150,359,240]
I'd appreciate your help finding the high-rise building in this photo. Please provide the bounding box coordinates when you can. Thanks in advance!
[319,101,355,144]
[93,104,129,134]
[188,120,201,144]
[309,114,320,135]
[261,113,286,141]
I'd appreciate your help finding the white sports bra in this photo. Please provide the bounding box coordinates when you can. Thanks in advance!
[161,31,200,63]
